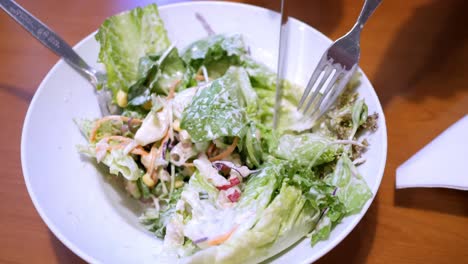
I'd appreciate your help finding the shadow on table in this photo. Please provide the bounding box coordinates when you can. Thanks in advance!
[0,83,33,102]
[49,230,86,264]
[374,0,468,218]
[394,188,468,217]
[237,0,343,36]
[372,0,467,108]
[316,195,379,264]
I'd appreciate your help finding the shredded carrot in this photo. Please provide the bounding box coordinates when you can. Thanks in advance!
[130,146,149,156]
[106,144,125,150]
[206,142,216,157]
[98,135,133,151]
[209,137,239,162]
[207,225,239,246]
[147,132,170,182]
[107,145,148,155]
[147,143,159,181]
[104,135,134,143]
[102,137,149,156]
[89,116,142,143]
[167,80,181,100]
[195,74,205,81]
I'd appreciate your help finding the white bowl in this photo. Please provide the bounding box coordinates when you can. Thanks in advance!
[21,2,387,263]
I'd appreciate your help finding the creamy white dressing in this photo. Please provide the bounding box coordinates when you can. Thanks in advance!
[193,156,229,187]
[164,213,185,247]
[95,139,109,163]
[134,105,170,146]
[170,141,197,166]
[181,188,250,249]
[141,154,168,170]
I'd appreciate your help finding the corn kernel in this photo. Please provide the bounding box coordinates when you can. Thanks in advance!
[116,90,128,108]
[173,119,181,132]
[142,173,155,187]
[143,100,152,110]
[175,180,184,188]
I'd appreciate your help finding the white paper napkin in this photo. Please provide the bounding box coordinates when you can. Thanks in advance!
[396,115,468,190]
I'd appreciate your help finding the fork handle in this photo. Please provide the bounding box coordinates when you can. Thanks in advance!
[0,0,98,82]
[356,0,383,29]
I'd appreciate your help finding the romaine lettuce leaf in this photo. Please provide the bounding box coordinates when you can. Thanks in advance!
[186,182,319,264]
[74,118,135,142]
[181,67,255,142]
[140,188,183,238]
[128,46,195,107]
[172,87,198,120]
[96,4,170,95]
[134,101,171,146]
[241,56,276,91]
[235,163,281,218]
[75,118,115,141]
[350,99,368,139]
[101,149,144,181]
[75,119,94,140]
[325,154,372,215]
[273,133,341,167]
[146,47,194,94]
[182,34,246,78]
[241,57,308,129]
[78,146,143,181]
[243,122,263,167]
[307,181,346,246]
[279,162,346,246]
[181,163,281,263]
[309,215,332,245]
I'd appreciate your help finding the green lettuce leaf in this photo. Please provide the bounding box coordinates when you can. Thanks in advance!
[325,154,372,215]
[181,67,255,142]
[96,4,170,95]
[307,182,345,247]
[235,163,281,215]
[273,133,341,167]
[101,149,143,181]
[241,57,306,129]
[278,162,346,246]
[350,99,368,139]
[187,182,319,264]
[74,119,94,140]
[242,122,263,167]
[310,215,332,245]
[182,34,246,78]
[241,56,276,91]
[74,118,135,142]
[140,188,183,238]
[128,46,195,107]
[78,146,143,181]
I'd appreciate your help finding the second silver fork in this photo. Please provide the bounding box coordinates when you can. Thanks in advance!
[297,0,382,121]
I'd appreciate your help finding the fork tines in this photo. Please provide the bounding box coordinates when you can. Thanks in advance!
[298,60,355,121]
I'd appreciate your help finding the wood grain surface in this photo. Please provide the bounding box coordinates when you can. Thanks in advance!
[1,0,467,263]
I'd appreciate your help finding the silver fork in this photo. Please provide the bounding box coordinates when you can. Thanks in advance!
[0,0,113,115]
[297,0,382,121]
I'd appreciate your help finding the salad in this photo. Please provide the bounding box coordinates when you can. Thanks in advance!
[77,4,378,264]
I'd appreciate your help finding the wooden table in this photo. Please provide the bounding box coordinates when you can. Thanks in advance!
[1,0,467,263]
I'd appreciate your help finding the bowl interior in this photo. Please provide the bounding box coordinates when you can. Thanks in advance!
[21,2,387,263]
